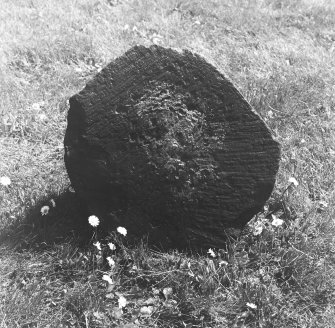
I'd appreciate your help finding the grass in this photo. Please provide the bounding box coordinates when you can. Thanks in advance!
[1,0,335,326]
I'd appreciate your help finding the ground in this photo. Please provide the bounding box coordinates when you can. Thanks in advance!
[0,0,335,327]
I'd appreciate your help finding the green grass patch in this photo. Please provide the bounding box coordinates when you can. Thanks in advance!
[1,0,335,326]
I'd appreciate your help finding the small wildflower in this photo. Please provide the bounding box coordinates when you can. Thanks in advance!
[207,248,216,258]
[40,205,50,216]
[246,302,257,310]
[319,200,328,208]
[152,288,160,295]
[253,221,263,236]
[106,256,115,268]
[0,176,11,186]
[288,177,299,187]
[32,103,41,111]
[219,260,228,267]
[38,113,48,121]
[102,275,114,285]
[140,306,153,315]
[163,287,173,299]
[271,215,284,227]
[267,110,274,119]
[108,242,116,251]
[50,199,56,208]
[93,241,101,251]
[93,312,105,320]
[88,215,100,227]
[118,295,127,309]
[117,226,127,236]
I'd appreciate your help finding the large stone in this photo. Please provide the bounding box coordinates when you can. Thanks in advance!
[64,45,280,249]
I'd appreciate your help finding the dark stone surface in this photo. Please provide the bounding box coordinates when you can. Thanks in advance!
[64,45,280,249]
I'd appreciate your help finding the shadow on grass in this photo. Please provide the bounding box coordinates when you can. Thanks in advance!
[0,190,94,251]
[0,189,181,253]
[0,187,246,254]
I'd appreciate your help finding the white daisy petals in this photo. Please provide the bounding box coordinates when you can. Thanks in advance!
[88,215,100,227]
[0,176,11,186]
[102,275,114,285]
[40,205,50,216]
[93,241,102,251]
[118,295,127,309]
[271,214,284,227]
[117,226,127,236]
[288,177,299,187]
[207,248,216,258]
[108,242,116,251]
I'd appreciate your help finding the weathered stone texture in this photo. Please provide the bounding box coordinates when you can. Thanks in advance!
[64,45,280,249]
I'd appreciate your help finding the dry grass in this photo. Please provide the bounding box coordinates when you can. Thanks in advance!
[1,0,335,327]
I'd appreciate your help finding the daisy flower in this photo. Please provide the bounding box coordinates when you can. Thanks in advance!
[102,275,113,285]
[38,113,48,121]
[117,226,127,236]
[40,205,50,216]
[207,248,216,258]
[288,177,299,187]
[246,302,257,310]
[271,214,284,227]
[219,260,228,267]
[88,215,100,227]
[118,295,127,309]
[108,242,116,251]
[93,241,101,251]
[106,256,115,268]
[253,221,263,236]
[0,176,11,186]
